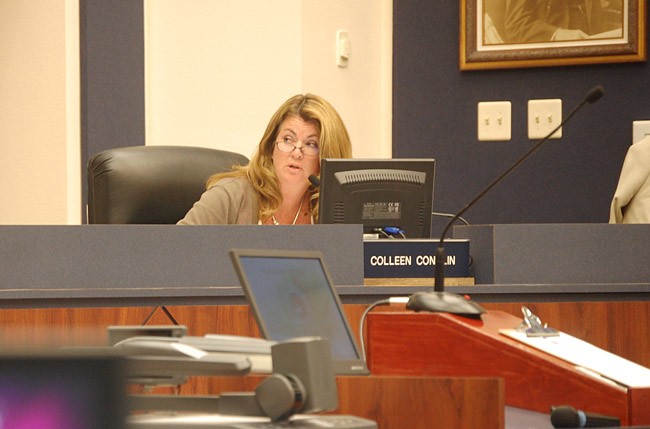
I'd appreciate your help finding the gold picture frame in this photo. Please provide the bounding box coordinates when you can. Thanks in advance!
[461,0,646,70]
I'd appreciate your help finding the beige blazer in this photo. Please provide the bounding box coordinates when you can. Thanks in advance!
[609,136,650,224]
[177,177,259,225]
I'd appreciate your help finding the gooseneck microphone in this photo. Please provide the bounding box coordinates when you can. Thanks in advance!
[550,405,620,428]
[308,174,321,188]
[430,86,605,306]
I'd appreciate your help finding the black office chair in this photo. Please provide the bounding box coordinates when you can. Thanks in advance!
[87,145,249,325]
[87,145,249,224]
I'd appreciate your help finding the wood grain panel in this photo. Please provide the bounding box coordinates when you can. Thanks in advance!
[0,301,648,367]
[366,310,650,426]
[2,300,645,426]
[481,301,650,367]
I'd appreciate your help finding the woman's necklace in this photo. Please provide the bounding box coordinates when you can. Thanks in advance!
[271,194,305,225]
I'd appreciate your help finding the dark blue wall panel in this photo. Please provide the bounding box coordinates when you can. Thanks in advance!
[394,2,650,231]
[80,0,144,221]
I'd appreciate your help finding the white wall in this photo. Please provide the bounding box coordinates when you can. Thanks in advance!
[302,0,392,158]
[145,0,391,159]
[0,0,80,225]
[0,0,390,224]
[144,0,302,157]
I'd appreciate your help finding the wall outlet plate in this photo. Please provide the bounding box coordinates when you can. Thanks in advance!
[528,99,562,140]
[477,101,511,141]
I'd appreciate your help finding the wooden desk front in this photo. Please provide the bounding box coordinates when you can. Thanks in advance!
[0,304,505,429]
[365,308,650,426]
[2,300,649,427]
[2,301,649,370]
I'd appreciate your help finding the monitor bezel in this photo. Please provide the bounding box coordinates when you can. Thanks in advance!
[229,248,370,376]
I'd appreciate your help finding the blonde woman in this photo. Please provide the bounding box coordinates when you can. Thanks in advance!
[178,94,352,225]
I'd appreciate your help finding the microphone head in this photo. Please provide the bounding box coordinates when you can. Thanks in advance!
[550,406,582,428]
[585,85,604,104]
[308,175,320,187]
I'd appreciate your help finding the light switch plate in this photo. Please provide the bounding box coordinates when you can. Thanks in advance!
[477,101,511,141]
[337,30,350,67]
[528,99,562,140]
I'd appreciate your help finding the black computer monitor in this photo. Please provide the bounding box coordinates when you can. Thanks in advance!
[318,158,435,238]
[0,352,127,429]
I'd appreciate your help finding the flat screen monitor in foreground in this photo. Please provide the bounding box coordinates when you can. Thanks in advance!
[318,158,435,238]
[0,353,127,429]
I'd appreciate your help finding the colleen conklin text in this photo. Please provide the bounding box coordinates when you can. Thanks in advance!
[368,254,456,267]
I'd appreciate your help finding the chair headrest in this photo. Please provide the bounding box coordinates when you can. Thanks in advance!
[87,145,249,224]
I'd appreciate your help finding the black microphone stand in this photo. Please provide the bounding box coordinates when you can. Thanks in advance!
[431,86,605,309]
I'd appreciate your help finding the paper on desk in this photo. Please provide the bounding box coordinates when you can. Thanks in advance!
[500,329,650,388]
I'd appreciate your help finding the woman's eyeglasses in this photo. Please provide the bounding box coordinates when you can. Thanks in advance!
[275,140,319,156]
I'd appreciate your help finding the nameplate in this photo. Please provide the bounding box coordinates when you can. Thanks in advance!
[363,239,470,278]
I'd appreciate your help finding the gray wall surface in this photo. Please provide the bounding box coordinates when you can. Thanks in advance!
[454,224,650,284]
[0,225,364,299]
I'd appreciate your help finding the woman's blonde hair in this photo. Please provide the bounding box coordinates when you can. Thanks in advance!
[206,93,352,221]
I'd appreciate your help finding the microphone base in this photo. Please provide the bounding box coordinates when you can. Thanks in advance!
[405,291,485,317]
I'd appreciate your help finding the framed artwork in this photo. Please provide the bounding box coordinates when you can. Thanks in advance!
[460,0,646,70]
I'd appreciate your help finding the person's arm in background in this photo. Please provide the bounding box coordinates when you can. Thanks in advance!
[609,139,650,224]
[504,0,587,42]
[504,0,558,42]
